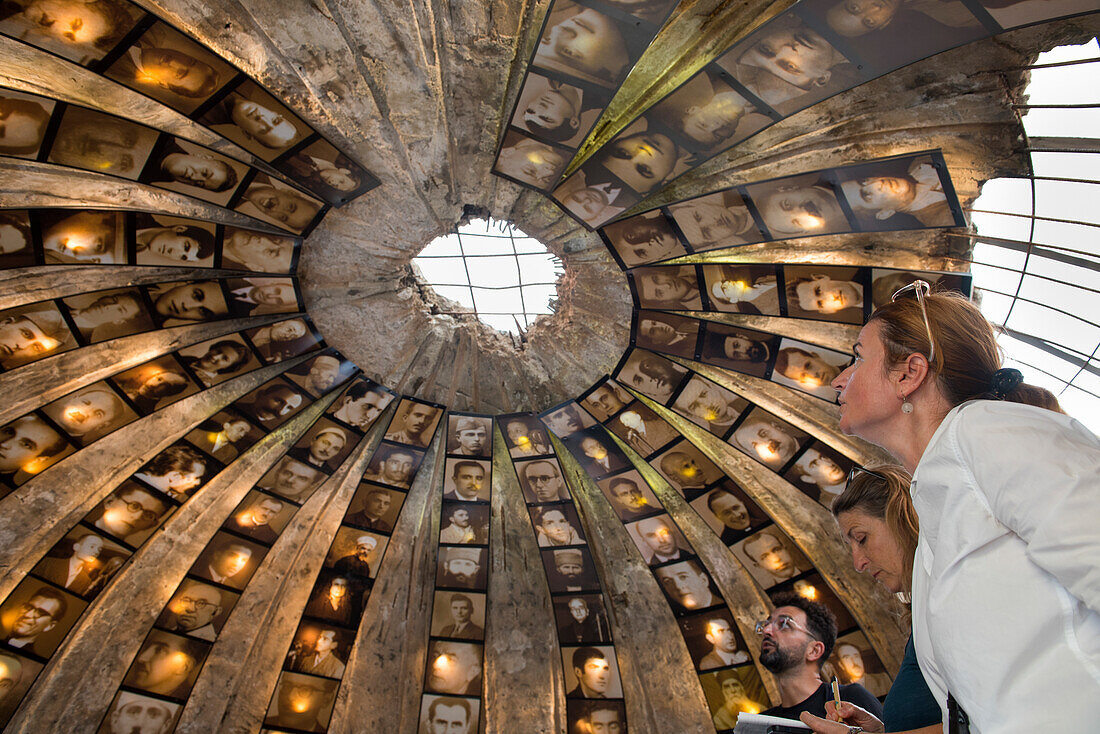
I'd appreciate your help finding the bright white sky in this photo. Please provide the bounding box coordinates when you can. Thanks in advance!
[413,219,561,334]
[969,39,1100,432]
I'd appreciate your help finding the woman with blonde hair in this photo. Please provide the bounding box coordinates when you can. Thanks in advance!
[828,283,1098,733]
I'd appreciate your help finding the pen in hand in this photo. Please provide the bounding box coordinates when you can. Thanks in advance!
[831,676,842,715]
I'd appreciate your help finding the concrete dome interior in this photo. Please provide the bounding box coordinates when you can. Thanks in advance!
[0,1,1096,732]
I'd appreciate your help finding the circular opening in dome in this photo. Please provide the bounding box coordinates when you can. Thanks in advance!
[412,218,563,335]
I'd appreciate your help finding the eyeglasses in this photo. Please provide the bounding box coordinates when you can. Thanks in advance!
[891,279,936,364]
[754,614,820,640]
[845,465,889,491]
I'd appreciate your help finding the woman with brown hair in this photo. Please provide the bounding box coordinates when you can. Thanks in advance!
[801,465,940,734]
[828,283,1099,733]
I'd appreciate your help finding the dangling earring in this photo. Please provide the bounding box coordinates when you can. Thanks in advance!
[901,396,914,414]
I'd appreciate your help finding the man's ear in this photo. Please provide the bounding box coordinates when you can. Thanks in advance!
[875,209,896,220]
[805,639,826,663]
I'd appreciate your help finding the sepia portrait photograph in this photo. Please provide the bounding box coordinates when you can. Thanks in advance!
[424,640,483,696]
[731,524,813,588]
[325,526,388,582]
[835,154,958,230]
[304,569,364,628]
[440,501,490,545]
[699,665,767,730]
[264,671,338,733]
[87,479,174,547]
[221,226,298,273]
[634,310,699,359]
[670,373,748,436]
[135,442,216,504]
[288,419,354,473]
[0,89,54,160]
[605,400,679,458]
[285,621,355,679]
[224,489,296,545]
[529,503,586,548]
[680,608,751,672]
[577,118,693,199]
[145,279,229,327]
[542,547,600,593]
[700,263,780,315]
[133,213,217,268]
[329,378,394,432]
[362,442,424,490]
[563,427,629,477]
[974,0,1097,29]
[668,188,764,253]
[743,172,852,240]
[122,628,210,701]
[870,267,970,309]
[0,648,42,727]
[385,399,443,448]
[345,483,403,533]
[716,11,859,116]
[647,65,770,158]
[615,348,688,403]
[48,106,159,181]
[97,690,181,734]
[430,590,486,641]
[502,414,552,458]
[653,558,723,614]
[626,513,693,566]
[275,137,376,206]
[32,526,130,600]
[601,209,688,267]
[178,333,259,387]
[0,576,86,658]
[285,351,356,397]
[0,0,144,67]
[597,471,661,522]
[697,321,778,377]
[417,694,479,734]
[40,381,137,446]
[0,209,35,269]
[104,19,237,112]
[516,457,571,504]
[39,209,126,265]
[782,264,867,324]
[510,71,606,149]
[567,699,627,734]
[140,136,248,206]
[784,440,854,507]
[541,401,594,439]
[554,593,611,645]
[828,631,892,697]
[155,576,240,641]
[581,379,632,422]
[533,0,639,88]
[551,166,636,228]
[653,441,725,494]
[237,379,309,427]
[493,129,571,191]
[234,174,324,235]
[190,531,267,591]
[562,644,623,699]
[436,546,487,591]
[246,317,321,363]
[111,354,199,414]
[0,412,75,489]
[728,405,810,471]
[445,414,492,457]
[257,456,326,504]
[201,79,311,161]
[770,572,857,632]
[770,337,850,400]
[0,300,77,369]
[689,479,768,545]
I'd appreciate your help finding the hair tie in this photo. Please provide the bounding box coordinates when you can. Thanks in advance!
[990,367,1023,398]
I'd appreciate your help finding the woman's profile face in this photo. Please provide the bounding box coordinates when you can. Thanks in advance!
[836,508,906,593]
[831,320,900,442]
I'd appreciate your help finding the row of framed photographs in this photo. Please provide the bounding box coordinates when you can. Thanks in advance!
[90,371,393,734]
[490,0,679,195]
[0,4,378,207]
[261,395,446,734]
[0,355,351,729]
[627,262,972,326]
[416,414,495,734]
[0,88,329,235]
[548,2,1098,228]
[497,412,629,732]
[0,318,330,499]
[0,276,313,374]
[598,151,964,268]
[0,208,300,272]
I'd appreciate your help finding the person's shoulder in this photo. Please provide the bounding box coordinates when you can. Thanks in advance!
[952,400,1096,447]
[840,682,885,715]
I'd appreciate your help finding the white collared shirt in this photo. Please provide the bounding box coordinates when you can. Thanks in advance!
[910,401,1100,733]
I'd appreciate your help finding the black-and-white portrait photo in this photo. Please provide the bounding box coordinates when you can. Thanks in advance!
[224,490,294,545]
[133,442,215,502]
[238,379,309,427]
[417,694,478,734]
[0,209,35,269]
[700,263,780,315]
[728,406,810,471]
[836,154,957,229]
[604,400,679,458]
[88,479,173,547]
[562,645,623,699]
[424,640,483,696]
[32,526,129,599]
[246,317,321,363]
[510,72,605,148]
[670,374,748,435]
[0,412,74,488]
[97,690,181,734]
[534,1,636,88]
[743,172,851,240]
[567,699,627,734]
[0,577,85,658]
[325,526,388,583]
[0,0,143,67]
[0,649,42,727]
[632,265,702,311]
[446,414,491,457]
[146,279,229,327]
[493,129,570,191]
[40,381,136,446]
[582,380,631,422]
[653,441,724,494]
[0,301,77,369]
[303,569,362,628]
[184,409,263,463]
[201,80,311,161]
[689,480,768,544]
[625,514,692,566]
[542,547,600,593]
[133,213,218,268]
[156,577,238,641]
[598,471,661,522]
[697,321,778,377]
[440,501,489,545]
[286,352,356,397]
[541,401,594,439]
[530,503,586,547]
[782,264,867,324]
[288,420,353,473]
[178,334,259,387]
[700,665,767,730]
[431,591,486,641]
[634,310,699,359]
[286,622,353,679]
[653,558,722,613]
[63,286,154,343]
[363,442,425,490]
[385,399,443,448]
[121,629,209,700]
[828,631,892,697]
[190,531,267,591]
[258,456,326,504]
[275,137,375,205]
[235,175,324,235]
[679,608,751,671]
[870,267,970,309]
[39,209,126,265]
[564,427,628,477]
[771,338,850,400]
[264,671,338,733]
[615,349,687,403]
[502,415,552,457]
[731,525,812,588]
[436,546,487,591]
[221,226,298,273]
[602,209,688,267]
[784,441,854,507]
[329,378,394,431]
[345,483,403,533]
[554,594,611,644]
[140,137,246,206]
[668,188,763,253]
[0,90,54,160]
[516,457,571,504]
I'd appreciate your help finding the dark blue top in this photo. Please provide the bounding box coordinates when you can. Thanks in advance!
[882,634,941,732]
